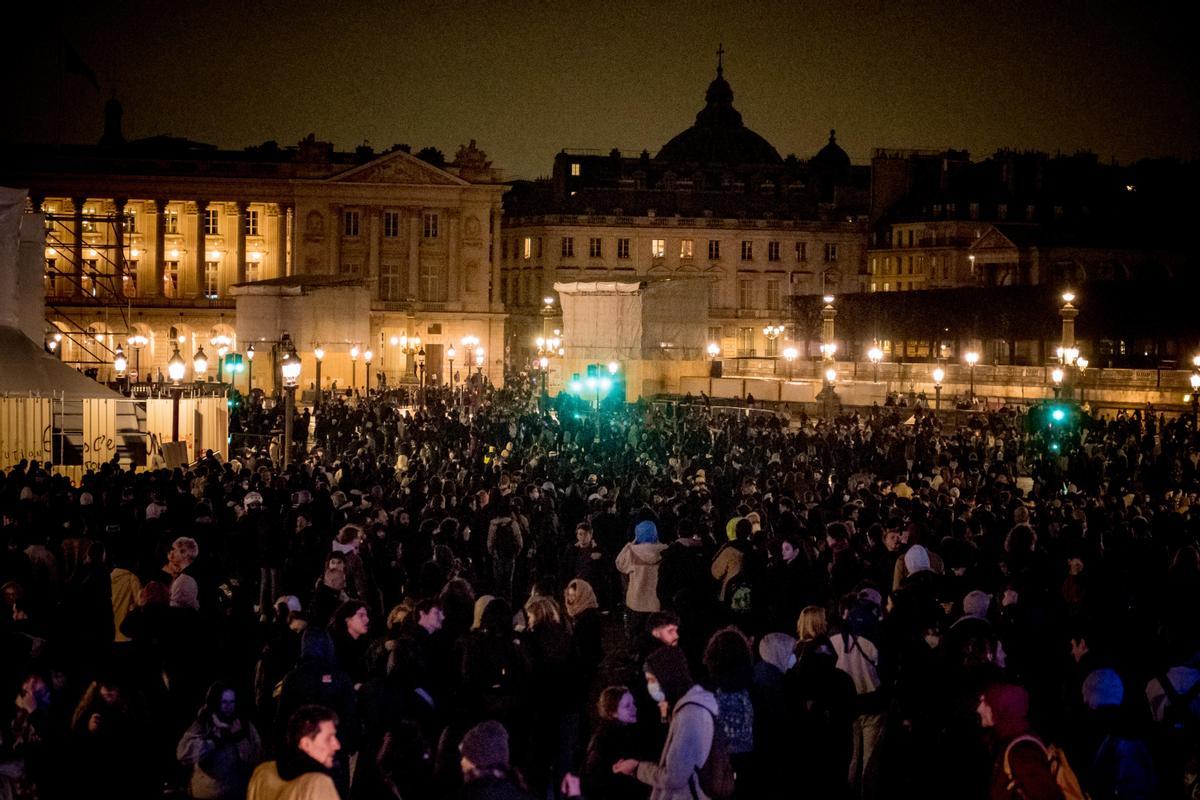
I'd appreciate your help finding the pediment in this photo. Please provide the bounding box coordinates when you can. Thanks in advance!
[972,226,1017,251]
[331,151,468,186]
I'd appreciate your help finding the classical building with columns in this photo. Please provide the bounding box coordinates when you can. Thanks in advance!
[0,100,507,392]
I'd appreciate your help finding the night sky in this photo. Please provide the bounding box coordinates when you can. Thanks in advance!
[8,1,1196,179]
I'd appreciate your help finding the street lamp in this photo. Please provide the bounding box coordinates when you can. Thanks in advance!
[280,339,301,468]
[246,344,255,395]
[932,366,945,414]
[128,332,148,380]
[364,349,373,394]
[867,344,883,383]
[192,346,208,382]
[1051,367,1064,399]
[763,323,785,361]
[1191,372,1200,433]
[416,347,427,407]
[447,345,456,396]
[1076,356,1088,405]
[168,345,186,443]
[211,333,232,382]
[349,344,360,394]
[783,346,798,380]
[113,345,128,377]
[707,341,720,395]
[474,347,484,378]
[313,344,324,406]
[822,366,838,421]
[964,350,979,401]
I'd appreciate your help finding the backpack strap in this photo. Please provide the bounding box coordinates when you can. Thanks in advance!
[676,702,716,800]
[1002,734,1049,783]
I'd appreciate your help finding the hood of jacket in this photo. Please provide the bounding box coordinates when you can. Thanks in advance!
[625,541,666,565]
[299,629,336,667]
[673,683,719,717]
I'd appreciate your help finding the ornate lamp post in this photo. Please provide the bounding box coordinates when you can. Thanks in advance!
[823,366,838,421]
[1076,356,1088,406]
[868,344,883,383]
[416,347,427,408]
[763,323,785,365]
[1051,367,1064,400]
[246,344,255,394]
[707,341,720,395]
[192,346,208,383]
[128,333,148,381]
[349,344,360,394]
[313,344,325,407]
[280,337,301,468]
[964,350,979,402]
[783,346,798,381]
[1191,372,1200,433]
[474,348,484,378]
[113,345,128,392]
[447,345,457,397]
[364,349,373,394]
[211,333,232,383]
[168,345,186,443]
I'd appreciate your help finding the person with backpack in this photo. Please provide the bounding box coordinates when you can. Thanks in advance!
[487,501,525,603]
[1144,648,1200,798]
[979,681,1082,800]
[830,592,887,799]
[612,645,729,800]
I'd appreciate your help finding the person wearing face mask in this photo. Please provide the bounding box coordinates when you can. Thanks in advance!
[613,645,719,800]
[581,686,649,800]
[176,682,264,799]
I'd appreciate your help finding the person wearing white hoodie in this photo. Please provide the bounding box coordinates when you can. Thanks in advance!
[615,520,668,646]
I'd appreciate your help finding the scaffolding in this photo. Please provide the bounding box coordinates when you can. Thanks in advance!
[42,206,133,372]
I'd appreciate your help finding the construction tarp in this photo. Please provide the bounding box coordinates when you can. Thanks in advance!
[0,326,125,400]
[555,277,709,361]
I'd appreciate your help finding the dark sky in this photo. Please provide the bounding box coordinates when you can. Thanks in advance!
[8,0,1197,179]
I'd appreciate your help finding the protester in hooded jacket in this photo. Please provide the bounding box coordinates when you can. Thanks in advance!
[751,632,796,798]
[615,521,668,645]
[614,645,718,800]
[978,682,1062,800]
[176,682,264,799]
[276,629,361,779]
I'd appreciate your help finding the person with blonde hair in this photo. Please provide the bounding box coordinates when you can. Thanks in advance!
[582,686,648,799]
[796,605,829,643]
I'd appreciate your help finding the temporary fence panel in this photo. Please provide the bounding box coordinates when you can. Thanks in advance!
[81,398,117,471]
[0,396,53,469]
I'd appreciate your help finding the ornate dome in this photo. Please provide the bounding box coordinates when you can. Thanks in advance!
[656,60,781,166]
[811,129,850,171]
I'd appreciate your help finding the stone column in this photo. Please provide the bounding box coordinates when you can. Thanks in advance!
[113,198,126,299]
[272,203,289,277]
[447,211,459,303]
[329,204,342,274]
[367,207,381,289]
[151,199,166,297]
[489,207,503,312]
[235,201,248,284]
[408,212,420,299]
[72,197,86,298]
[194,200,208,298]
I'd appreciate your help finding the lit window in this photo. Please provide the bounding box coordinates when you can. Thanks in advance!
[164,261,179,297]
[617,239,630,259]
[383,210,400,237]
[344,210,360,237]
[423,212,439,238]
[570,162,581,177]
[680,239,694,259]
[767,241,780,262]
[741,241,753,261]
[205,261,219,298]
[204,208,219,235]
[123,210,136,233]
[165,210,179,234]
[766,279,781,310]
[245,209,259,236]
[523,237,532,259]
[651,239,665,258]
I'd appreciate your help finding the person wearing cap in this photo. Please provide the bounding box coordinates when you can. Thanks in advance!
[457,719,533,799]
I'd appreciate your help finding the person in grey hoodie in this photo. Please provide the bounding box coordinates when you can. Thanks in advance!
[614,645,718,800]
[615,520,668,647]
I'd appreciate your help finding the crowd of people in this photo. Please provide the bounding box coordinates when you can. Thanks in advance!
[2,377,1200,800]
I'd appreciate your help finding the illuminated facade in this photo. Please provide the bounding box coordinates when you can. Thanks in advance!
[0,107,507,391]
[502,57,869,367]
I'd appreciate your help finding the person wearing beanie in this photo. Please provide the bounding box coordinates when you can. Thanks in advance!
[1079,669,1157,800]
[614,646,719,799]
[457,719,533,800]
[616,522,668,648]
